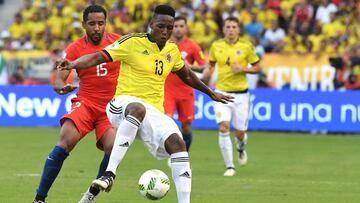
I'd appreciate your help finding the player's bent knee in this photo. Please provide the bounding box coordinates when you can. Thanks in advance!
[102,141,114,154]
[218,121,230,133]
[235,130,245,137]
[164,133,187,154]
[181,122,192,134]
[99,128,116,154]
[57,138,78,152]
[125,102,146,122]
[219,125,230,134]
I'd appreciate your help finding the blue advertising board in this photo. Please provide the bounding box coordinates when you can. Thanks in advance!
[0,85,359,133]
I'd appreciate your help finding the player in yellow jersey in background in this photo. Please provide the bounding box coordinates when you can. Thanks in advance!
[57,5,233,203]
[204,16,260,177]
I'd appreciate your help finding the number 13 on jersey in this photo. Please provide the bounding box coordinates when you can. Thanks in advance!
[155,59,163,75]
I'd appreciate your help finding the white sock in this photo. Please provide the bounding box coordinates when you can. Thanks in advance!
[236,133,248,151]
[170,152,191,203]
[218,132,234,168]
[106,115,141,174]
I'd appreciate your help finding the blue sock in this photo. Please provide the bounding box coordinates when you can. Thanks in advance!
[36,146,68,198]
[182,132,193,151]
[96,154,110,178]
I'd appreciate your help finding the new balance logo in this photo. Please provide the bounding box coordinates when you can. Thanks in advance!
[179,171,191,179]
[142,50,149,55]
[119,142,129,147]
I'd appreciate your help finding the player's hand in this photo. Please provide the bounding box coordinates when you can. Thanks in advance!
[56,59,73,70]
[209,92,234,104]
[54,84,77,95]
[231,63,247,73]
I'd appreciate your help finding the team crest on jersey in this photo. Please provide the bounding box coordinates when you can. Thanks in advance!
[166,52,172,62]
[216,112,222,119]
[236,49,242,55]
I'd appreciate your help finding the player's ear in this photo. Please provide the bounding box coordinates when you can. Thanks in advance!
[82,21,86,29]
[149,18,154,27]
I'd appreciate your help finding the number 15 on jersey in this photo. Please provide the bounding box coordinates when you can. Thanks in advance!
[96,63,108,76]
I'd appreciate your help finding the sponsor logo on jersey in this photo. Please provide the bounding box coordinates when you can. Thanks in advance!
[142,50,149,55]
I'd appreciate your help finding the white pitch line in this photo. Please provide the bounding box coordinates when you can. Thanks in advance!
[16,173,40,177]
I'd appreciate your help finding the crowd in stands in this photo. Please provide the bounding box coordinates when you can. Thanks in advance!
[1,0,360,88]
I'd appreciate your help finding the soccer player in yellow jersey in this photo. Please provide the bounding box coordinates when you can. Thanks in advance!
[57,5,233,203]
[204,17,260,177]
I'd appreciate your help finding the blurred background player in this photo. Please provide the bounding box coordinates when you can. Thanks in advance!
[164,16,207,152]
[56,5,233,203]
[33,5,120,203]
[204,17,260,177]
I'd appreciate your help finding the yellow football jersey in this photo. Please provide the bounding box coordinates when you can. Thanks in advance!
[103,33,185,112]
[209,39,259,92]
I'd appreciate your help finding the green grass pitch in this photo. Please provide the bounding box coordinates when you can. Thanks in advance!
[0,127,359,203]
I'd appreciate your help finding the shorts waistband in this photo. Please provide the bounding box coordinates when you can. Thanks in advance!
[223,89,248,94]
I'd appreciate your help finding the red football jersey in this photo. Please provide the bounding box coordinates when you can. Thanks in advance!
[165,37,206,97]
[65,32,120,108]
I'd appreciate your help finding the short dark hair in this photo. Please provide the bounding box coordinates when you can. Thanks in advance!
[174,16,187,24]
[83,4,107,22]
[223,16,240,27]
[153,5,175,18]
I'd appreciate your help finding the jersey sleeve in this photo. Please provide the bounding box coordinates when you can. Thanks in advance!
[172,47,185,72]
[64,43,77,61]
[246,43,260,64]
[192,43,206,65]
[208,43,217,63]
[102,35,131,62]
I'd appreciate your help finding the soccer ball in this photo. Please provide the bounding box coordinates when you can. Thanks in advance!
[138,169,170,200]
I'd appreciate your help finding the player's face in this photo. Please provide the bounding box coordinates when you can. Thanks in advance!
[172,20,187,40]
[150,15,174,46]
[83,12,106,45]
[223,20,240,41]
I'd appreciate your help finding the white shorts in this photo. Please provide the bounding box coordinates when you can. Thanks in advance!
[213,89,250,131]
[106,95,182,160]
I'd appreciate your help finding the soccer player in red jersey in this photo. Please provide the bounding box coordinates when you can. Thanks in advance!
[33,5,120,203]
[164,16,207,151]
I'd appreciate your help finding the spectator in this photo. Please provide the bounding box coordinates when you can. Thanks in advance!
[26,10,47,40]
[8,13,27,41]
[0,30,21,51]
[315,0,338,25]
[322,12,346,38]
[290,0,314,33]
[308,23,324,54]
[192,0,214,10]
[70,21,84,42]
[281,27,302,53]
[192,11,218,50]
[257,3,278,29]
[8,66,41,85]
[20,0,35,21]
[244,12,263,38]
[12,35,34,50]
[47,4,67,39]
[262,20,286,52]
[222,3,239,20]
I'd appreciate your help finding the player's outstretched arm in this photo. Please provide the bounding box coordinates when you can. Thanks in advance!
[175,66,234,104]
[201,61,216,85]
[57,52,106,70]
